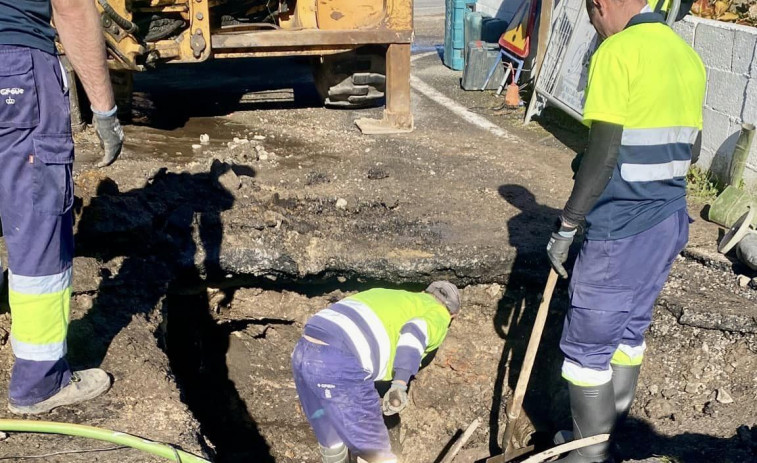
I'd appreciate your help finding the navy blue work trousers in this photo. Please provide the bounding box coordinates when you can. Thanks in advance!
[291,338,394,460]
[560,208,689,371]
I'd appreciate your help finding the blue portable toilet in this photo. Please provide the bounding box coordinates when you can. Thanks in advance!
[444,0,476,70]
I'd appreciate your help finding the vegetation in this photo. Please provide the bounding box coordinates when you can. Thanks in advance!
[687,165,722,202]
[691,0,757,26]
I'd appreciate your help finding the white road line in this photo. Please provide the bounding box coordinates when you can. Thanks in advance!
[409,75,514,139]
[411,51,440,62]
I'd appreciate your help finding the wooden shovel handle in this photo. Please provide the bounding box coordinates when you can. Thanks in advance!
[501,269,559,453]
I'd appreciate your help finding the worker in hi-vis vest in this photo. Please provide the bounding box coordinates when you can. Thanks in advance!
[0,0,124,415]
[544,0,705,460]
[291,282,461,463]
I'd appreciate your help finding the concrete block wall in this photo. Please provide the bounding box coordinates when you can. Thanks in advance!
[674,16,757,188]
[475,1,757,187]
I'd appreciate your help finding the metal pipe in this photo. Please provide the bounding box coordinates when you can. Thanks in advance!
[729,123,756,188]
[666,0,681,25]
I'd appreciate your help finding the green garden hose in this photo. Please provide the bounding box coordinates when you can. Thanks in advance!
[0,419,211,462]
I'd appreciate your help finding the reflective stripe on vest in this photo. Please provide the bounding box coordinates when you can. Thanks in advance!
[620,127,695,182]
[621,126,698,146]
[397,318,429,357]
[403,318,428,343]
[621,159,690,182]
[312,308,375,377]
[338,299,391,380]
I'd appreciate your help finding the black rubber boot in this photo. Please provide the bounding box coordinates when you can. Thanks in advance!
[320,443,349,463]
[554,381,616,463]
[611,363,640,426]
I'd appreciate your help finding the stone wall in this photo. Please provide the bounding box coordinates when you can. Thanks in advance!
[475,1,757,187]
[674,16,757,187]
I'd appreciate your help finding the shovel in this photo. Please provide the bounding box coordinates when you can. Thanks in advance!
[486,268,559,463]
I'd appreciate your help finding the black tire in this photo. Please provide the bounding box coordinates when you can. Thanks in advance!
[313,47,386,109]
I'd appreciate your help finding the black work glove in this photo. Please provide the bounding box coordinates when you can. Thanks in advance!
[92,106,124,168]
[547,220,577,279]
[382,381,408,416]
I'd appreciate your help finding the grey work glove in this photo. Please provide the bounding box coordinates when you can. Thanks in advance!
[92,106,124,168]
[546,221,577,279]
[382,381,408,416]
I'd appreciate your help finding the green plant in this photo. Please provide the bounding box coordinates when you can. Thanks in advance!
[687,166,721,202]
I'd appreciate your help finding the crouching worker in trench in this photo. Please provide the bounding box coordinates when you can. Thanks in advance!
[292,282,461,463]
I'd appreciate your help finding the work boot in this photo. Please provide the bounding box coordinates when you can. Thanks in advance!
[556,364,641,446]
[8,369,111,415]
[611,363,640,426]
[554,381,615,463]
[320,443,348,463]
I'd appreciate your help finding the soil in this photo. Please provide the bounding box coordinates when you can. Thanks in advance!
[0,12,756,463]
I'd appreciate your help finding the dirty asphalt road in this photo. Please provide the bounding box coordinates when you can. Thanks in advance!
[0,9,756,463]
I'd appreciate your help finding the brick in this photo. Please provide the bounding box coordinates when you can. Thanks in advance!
[732,30,757,76]
[674,19,696,46]
[743,78,757,124]
[706,69,748,116]
[694,24,735,71]
[702,107,732,152]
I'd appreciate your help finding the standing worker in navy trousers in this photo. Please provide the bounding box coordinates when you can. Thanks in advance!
[0,0,124,414]
[544,0,706,461]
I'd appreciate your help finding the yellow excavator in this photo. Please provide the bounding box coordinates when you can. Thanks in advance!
[78,0,414,133]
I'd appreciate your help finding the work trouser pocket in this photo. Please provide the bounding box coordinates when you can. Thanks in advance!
[566,282,634,347]
[0,48,40,128]
[32,135,75,215]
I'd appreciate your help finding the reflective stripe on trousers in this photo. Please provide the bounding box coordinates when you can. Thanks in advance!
[9,268,72,361]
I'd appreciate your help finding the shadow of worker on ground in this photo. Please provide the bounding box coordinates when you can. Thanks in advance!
[70,161,275,462]
[613,418,757,462]
[488,184,571,455]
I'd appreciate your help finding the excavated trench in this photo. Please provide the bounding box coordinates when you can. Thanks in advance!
[163,292,288,462]
[153,271,578,463]
[153,263,757,463]
[67,161,757,463]
[159,277,431,463]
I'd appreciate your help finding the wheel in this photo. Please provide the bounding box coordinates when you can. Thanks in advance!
[313,46,386,109]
